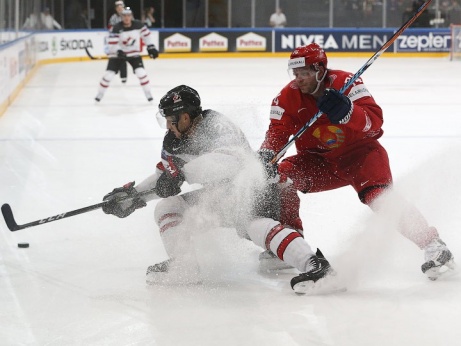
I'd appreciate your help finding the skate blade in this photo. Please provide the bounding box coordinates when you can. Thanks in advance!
[259,257,294,272]
[293,275,347,296]
[425,259,456,281]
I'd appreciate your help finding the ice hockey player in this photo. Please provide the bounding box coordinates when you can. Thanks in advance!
[101,85,340,294]
[107,0,128,84]
[257,42,455,280]
[95,7,159,102]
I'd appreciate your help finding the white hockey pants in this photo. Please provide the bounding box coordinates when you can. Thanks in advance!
[246,218,316,273]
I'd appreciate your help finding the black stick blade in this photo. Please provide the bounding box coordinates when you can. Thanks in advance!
[1,204,19,232]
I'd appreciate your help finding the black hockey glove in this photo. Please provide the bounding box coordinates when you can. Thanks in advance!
[317,88,353,124]
[117,50,127,59]
[102,181,146,218]
[257,149,279,180]
[147,45,159,59]
[155,156,186,198]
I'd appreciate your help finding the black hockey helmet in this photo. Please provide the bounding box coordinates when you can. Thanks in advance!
[158,85,202,123]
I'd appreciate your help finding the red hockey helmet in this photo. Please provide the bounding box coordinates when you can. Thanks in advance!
[288,43,328,71]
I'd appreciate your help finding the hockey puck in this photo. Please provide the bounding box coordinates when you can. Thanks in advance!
[17,242,29,248]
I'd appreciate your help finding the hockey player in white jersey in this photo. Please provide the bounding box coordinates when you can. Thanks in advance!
[107,1,128,83]
[95,7,159,102]
[101,85,339,294]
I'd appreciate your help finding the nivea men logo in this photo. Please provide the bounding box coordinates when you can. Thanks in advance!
[288,57,305,69]
[39,213,66,224]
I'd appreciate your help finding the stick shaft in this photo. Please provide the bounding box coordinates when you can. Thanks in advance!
[85,47,148,60]
[1,187,157,232]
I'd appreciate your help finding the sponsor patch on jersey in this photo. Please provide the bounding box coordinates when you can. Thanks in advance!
[288,57,305,69]
[347,84,372,102]
[270,105,285,120]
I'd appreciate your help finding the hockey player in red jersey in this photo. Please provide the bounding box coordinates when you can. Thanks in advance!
[95,7,159,102]
[258,43,455,282]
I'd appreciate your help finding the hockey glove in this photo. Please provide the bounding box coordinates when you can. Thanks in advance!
[155,156,186,198]
[147,45,159,59]
[117,50,127,59]
[257,149,279,181]
[102,181,146,218]
[317,88,353,124]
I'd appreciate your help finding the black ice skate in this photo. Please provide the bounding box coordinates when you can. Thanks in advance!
[95,92,103,102]
[290,249,345,295]
[146,258,173,275]
[146,258,201,286]
[144,91,153,102]
[421,238,456,280]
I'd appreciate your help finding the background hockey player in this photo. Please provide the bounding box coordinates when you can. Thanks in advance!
[101,85,340,294]
[108,0,128,84]
[258,43,455,281]
[95,7,159,102]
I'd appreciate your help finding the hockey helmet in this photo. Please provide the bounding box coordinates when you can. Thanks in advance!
[121,7,132,15]
[158,85,202,122]
[288,43,328,71]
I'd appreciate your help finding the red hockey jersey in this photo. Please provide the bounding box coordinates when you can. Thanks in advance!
[260,69,384,159]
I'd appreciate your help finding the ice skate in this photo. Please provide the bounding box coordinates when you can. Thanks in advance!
[146,258,201,286]
[421,238,456,281]
[290,250,345,295]
[144,91,153,102]
[258,250,293,271]
[95,92,103,102]
[121,77,127,84]
[146,258,172,274]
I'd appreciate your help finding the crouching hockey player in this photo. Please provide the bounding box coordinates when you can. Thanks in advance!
[95,7,159,103]
[101,85,341,295]
[257,42,455,281]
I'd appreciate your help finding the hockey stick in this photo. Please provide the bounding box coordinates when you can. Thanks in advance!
[271,0,433,164]
[84,46,149,60]
[1,187,158,232]
[84,46,104,60]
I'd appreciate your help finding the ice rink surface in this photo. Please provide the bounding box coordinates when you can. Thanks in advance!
[1,55,461,345]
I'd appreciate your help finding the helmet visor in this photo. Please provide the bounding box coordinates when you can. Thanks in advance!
[156,109,182,129]
[287,65,317,81]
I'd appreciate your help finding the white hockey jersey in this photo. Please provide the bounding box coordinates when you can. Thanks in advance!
[107,20,154,57]
[136,110,266,226]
